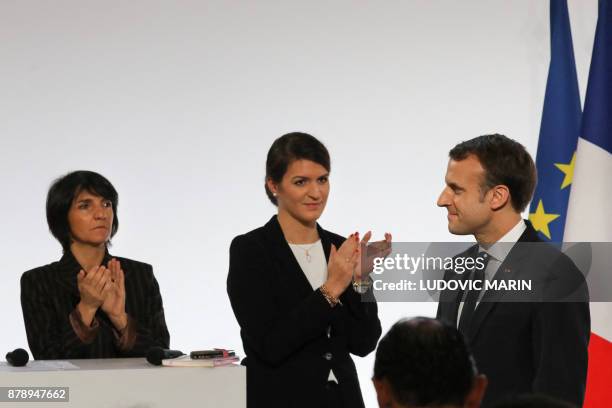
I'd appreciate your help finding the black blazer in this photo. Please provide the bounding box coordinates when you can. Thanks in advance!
[227,216,382,408]
[437,221,590,407]
[21,250,170,359]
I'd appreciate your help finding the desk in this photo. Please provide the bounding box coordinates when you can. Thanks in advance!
[0,358,245,407]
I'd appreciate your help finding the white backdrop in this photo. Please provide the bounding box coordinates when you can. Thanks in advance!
[0,1,597,406]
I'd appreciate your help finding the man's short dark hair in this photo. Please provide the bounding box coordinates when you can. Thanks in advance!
[449,134,536,212]
[46,170,119,252]
[265,132,331,205]
[373,317,478,407]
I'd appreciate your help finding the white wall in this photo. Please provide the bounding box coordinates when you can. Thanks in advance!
[0,1,597,406]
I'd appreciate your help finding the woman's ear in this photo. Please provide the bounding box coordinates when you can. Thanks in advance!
[266,178,278,197]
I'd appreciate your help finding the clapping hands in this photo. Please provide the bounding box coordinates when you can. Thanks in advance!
[355,231,392,281]
[325,231,392,299]
[77,258,127,330]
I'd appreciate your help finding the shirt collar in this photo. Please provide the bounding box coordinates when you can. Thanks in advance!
[479,219,526,263]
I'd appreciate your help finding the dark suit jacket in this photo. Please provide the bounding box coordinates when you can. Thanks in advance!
[437,221,590,407]
[21,250,170,359]
[227,216,382,408]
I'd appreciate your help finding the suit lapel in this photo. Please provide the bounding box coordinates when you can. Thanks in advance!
[466,222,540,341]
[317,223,334,263]
[56,252,81,298]
[263,216,318,297]
[439,283,463,325]
[438,245,478,325]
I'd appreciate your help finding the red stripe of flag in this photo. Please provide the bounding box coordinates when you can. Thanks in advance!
[584,332,612,408]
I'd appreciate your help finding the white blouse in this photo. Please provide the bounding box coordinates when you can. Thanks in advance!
[288,240,339,384]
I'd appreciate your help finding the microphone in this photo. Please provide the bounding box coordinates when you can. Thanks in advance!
[6,348,29,367]
[146,347,185,366]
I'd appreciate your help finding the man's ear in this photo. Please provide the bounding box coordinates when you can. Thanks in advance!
[464,374,488,408]
[489,185,511,211]
[373,377,393,408]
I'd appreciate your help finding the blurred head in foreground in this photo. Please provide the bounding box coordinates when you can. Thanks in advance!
[373,317,487,408]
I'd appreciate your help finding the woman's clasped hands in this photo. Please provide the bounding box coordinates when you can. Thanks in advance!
[76,259,127,330]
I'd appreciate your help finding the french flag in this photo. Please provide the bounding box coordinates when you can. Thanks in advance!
[564,0,612,406]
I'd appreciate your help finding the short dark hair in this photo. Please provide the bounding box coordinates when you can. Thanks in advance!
[449,134,536,212]
[374,317,477,407]
[46,170,119,252]
[264,132,331,205]
[492,393,577,408]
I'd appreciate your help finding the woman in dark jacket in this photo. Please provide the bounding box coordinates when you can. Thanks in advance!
[21,170,169,359]
[227,132,391,408]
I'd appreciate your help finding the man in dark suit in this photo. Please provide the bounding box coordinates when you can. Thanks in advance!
[435,134,590,407]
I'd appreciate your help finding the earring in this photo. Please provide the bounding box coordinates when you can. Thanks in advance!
[273,192,277,197]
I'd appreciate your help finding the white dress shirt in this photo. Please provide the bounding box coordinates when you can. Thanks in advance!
[289,240,339,383]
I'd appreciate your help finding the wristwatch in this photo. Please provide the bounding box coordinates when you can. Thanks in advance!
[352,276,373,294]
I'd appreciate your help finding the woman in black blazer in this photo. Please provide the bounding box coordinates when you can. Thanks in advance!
[20,170,169,359]
[227,132,391,408]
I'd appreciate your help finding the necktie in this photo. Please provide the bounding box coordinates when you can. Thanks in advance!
[458,252,490,337]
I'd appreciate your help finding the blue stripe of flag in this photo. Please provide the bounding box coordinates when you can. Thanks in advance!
[581,0,612,155]
[529,0,582,242]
